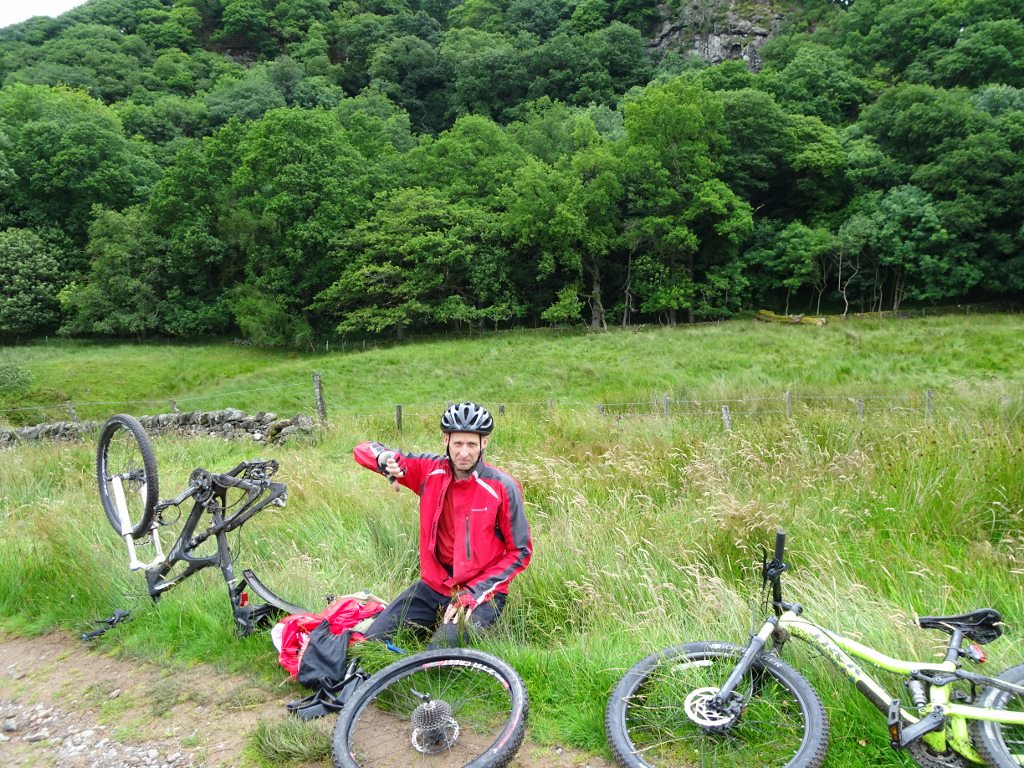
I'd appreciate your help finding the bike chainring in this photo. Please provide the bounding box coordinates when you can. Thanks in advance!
[683,688,742,732]
[410,699,459,753]
[907,739,971,768]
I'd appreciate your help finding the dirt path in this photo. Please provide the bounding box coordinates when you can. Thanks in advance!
[0,631,613,768]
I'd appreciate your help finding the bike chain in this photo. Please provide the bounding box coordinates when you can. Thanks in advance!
[907,739,970,768]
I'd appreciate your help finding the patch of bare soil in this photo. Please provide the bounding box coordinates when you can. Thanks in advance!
[0,631,614,768]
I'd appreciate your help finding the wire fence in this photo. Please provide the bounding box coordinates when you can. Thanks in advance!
[0,371,967,440]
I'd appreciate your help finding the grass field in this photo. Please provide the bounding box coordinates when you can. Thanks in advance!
[1,314,1022,767]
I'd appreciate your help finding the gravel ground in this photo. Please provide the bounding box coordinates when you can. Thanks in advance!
[0,631,614,768]
[1,697,197,768]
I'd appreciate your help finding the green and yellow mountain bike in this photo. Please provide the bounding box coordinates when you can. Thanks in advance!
[605,530,1024,768]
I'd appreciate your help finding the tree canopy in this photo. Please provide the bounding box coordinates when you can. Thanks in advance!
[0,0,1021,342]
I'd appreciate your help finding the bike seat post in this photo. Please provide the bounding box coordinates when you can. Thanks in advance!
[943,629,966,664]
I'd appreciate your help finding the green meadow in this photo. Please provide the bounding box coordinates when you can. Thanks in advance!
[2,313,1023,767]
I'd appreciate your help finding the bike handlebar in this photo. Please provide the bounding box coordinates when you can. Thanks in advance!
[774,529,787,564]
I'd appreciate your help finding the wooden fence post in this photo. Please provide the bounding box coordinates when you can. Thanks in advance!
[66,401,79,422]
[785,391,792,419]
[856,399,864,419]
[313,372,327,424]
[721,405,732,432]
[170,400,180,413]
[498,403,505,415]
[662,395,671,418]
[395,404,403,432]
[598,404,605,415]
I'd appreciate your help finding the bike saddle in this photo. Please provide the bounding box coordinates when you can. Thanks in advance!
[918,608,1003,645]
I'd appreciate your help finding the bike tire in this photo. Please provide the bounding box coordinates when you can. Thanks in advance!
[97,414,159,539]
[605,641,829,768]
[332,647,528,768]
[969,662,1024,768]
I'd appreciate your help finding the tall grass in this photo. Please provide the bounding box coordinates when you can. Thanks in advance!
[1,315,1022,767]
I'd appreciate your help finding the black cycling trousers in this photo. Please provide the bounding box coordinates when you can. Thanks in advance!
[362,579,506,648]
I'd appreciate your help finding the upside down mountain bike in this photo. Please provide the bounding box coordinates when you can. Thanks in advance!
[96,413,306,636]
[605,529,1024,768]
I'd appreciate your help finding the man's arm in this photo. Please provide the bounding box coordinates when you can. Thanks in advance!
[353,441,416,491]
[465,472,532,604]
[353,442,445,493]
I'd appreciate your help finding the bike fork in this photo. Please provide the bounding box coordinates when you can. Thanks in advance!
[714,618,778,706]
[111,476,166,571]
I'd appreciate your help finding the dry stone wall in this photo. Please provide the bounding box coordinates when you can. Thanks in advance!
[0,409,315,448]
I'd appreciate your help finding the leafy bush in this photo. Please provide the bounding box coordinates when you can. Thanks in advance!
[230,284,314,348]
[0,228,63,337]
[0,363,33,395]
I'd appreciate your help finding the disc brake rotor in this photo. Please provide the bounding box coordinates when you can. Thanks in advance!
[684,687,741,731]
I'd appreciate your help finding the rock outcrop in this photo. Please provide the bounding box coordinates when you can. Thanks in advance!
[648,0,786,71]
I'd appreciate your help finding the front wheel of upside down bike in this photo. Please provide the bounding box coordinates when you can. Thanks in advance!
[332,647,528,768]
[97,414,159,540]
[605,641,829,768]
[969,662,1024,768]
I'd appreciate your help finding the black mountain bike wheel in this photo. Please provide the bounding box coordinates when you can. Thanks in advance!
[605,641,829,768]
[97,414,159,540]
[970,662,1024,767]
[332,647,528,768]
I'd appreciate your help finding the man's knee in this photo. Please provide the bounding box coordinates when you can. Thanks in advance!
[363,581,447,641]
[470,593,506,630]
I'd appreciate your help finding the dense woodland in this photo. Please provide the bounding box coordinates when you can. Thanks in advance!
[0,0,1022,344]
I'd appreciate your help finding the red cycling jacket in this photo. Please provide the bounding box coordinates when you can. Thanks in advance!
[353,441,532,604]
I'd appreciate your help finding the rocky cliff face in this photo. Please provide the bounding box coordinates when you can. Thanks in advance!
[648,0,786,72]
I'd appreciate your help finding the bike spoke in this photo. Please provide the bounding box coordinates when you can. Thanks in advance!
[346,660,516,767]
[622,654,809,767]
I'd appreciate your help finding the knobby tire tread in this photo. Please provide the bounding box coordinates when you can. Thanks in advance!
[969,662,1024,768]
[605,641,829,768]
[97,413,159,539]
[332,647,528,768]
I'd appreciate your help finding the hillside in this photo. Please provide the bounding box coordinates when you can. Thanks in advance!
[0,0,1022,344]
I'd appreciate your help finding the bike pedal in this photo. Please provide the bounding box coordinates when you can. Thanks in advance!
[887,700,903,749]
[890,704,945,749]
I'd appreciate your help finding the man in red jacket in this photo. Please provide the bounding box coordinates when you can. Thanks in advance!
[352,401,532,647]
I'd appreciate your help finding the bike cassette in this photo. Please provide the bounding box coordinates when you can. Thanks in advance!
[410,698,459,753]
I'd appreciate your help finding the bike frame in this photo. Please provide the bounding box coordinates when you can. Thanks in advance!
[111,460,305,635]
[764,609,1024,761]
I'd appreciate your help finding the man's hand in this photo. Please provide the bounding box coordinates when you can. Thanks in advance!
[443,590,477,624]
[378,451,406,491]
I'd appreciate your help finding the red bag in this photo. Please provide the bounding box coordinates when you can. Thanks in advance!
[272,594,386,678]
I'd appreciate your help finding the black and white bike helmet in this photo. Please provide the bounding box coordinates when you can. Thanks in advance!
[440,401,494,435]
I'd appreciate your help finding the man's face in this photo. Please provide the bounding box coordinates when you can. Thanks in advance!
[444,431,487,474]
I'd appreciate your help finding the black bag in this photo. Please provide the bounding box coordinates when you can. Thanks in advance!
[297,620,351,689]
[288,620,366,720]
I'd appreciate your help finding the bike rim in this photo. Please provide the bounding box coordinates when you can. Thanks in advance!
[100,423,151,527]
[344,656,522,767]
[621,652,809,767]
